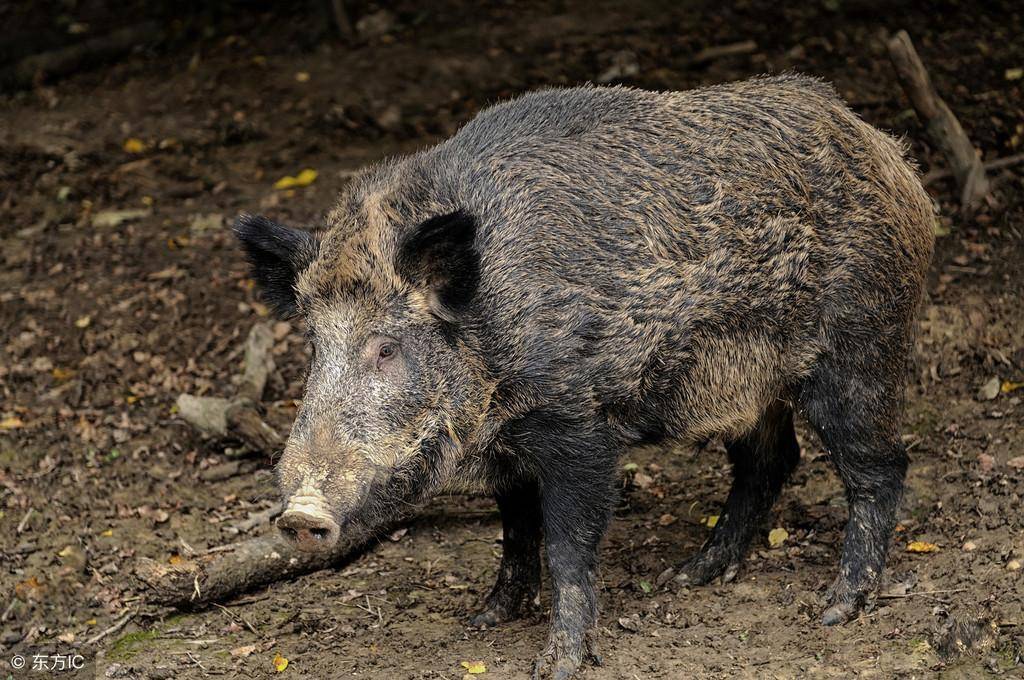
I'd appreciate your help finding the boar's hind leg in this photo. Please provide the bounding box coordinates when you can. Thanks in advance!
[799,354,909,626]
[470,479,543,627]
[674,401,800,587]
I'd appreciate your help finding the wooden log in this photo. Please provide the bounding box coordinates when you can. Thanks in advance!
[1,22,163,89]
[330,0,355,40]
[887,30,989,214]
[133,531,365,608]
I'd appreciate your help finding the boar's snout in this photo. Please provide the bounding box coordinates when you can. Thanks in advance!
[277,491,341,552]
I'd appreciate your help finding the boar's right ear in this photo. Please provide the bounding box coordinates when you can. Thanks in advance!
[395,210,479,324]
[233,214,319,319]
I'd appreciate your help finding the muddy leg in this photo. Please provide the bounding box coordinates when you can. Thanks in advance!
[502,415,616,680]
[532,480,611,680]
[471,480,542,627]
[675,402,800,586]
[800,360,908,625]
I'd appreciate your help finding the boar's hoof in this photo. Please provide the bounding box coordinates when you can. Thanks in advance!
[531,631,599,680]
[671,551,741,588]
[277,509,340,552]
[821,600,859,626]
[470,606,507,629]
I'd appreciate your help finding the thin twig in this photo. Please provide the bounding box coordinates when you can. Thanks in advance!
[83,609,136,647]
[924,152,1024,185]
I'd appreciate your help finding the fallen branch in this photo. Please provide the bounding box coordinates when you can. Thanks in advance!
[689,40,758,66]
[923,152,1024,186]
[176,322,283,455]
[83,609,136,647]
[329,0,355,40]
[133,531,366,608]
[887,30,989,214]
[1,22,164,90]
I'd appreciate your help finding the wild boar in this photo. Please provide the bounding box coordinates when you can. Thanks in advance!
[235,75,934,679]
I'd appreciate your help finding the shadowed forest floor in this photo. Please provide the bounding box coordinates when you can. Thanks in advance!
[1,1,1023,677]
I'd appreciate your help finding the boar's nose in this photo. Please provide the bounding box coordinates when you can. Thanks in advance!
[277,508,340,552]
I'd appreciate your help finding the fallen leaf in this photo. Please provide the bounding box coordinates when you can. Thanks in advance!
[1006,67,1023,81]
[0,417,25,430]
[74,315,92,328]
[231,645,257,657]
[460,661,486,674]
[638,579,652,593]
[123,138,145,153]
[168,554,184,565]
[99,529,113,538]
[1002,380,1024,393]
[977,453,996,473]
[703,514,719,528]
[272,653,288,672]
[52,367,76,380]
[617,616,641,632]
[92,208,149,228]
[907,541,940,553]
[768,527,789,548]
[632,471,654,489]
[273,168,318,190]
[295,71,310,82]
[15,576,44,600]
[658,513,677,526]
[1007,456,1024,470]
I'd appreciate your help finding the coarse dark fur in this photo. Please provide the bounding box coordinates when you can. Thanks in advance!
[235,75,935,679]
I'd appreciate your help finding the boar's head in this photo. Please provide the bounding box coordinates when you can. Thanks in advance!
[234,206,493,552]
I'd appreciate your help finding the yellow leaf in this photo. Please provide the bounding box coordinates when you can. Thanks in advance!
[907,541,939,553]
[86,619,97,626]
[1001,380,1024,393]
[768,527,789,548]
[123,138,145,153]
[273,168,318,190]
[1006,67,1023,81]
[126,395,139,404]
[0,417,25,430]
[460,661,487,674]
[273,653,289,672]
[99,529,113,537]
[295,71,310,82]
[168,554,183,565]
[703,515,719,528]
[52,367,76,381]
[75,315,91,328]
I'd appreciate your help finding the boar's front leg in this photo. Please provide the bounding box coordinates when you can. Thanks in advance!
[471,479,543,627]
[509,415,617,680]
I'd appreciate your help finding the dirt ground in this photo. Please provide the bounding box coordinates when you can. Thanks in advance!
[2,1,1023,678]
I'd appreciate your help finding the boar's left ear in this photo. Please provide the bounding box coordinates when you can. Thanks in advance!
[395,210,479,324]
[233,214,320,319]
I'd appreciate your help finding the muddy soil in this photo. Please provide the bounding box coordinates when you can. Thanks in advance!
[1,1,1023,678]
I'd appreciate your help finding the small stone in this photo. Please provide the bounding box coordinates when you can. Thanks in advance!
[356,10,396,39]
[962,541,977,552]
[1008,560,1021,571]
[977,376,1001,401]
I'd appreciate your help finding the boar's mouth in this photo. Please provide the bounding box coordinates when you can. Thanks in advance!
[354,431,454,530]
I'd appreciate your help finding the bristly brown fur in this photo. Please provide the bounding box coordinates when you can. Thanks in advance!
[241,75,935,679]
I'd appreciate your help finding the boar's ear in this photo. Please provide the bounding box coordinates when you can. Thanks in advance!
[233,214,319,318]
[395,210,479,324]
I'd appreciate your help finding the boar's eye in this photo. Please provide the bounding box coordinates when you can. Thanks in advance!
[376,342,398,370]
